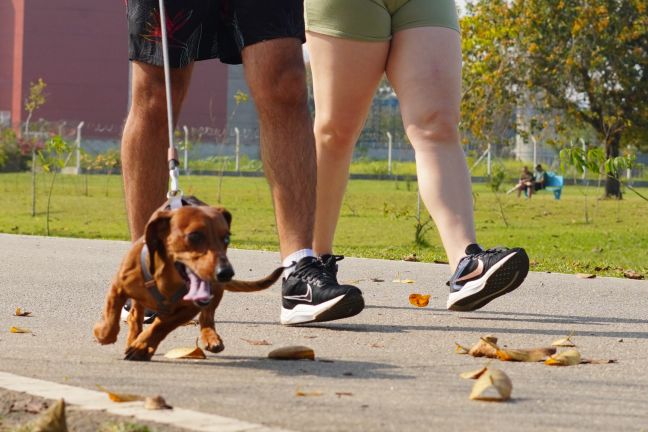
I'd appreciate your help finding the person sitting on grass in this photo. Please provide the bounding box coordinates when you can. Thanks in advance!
[515,166,535,198]
[534,164,546,191]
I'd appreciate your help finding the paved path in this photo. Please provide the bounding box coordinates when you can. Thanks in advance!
[1,234,647,431]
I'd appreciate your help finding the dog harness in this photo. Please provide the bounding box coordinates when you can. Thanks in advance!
[140,244,187,315]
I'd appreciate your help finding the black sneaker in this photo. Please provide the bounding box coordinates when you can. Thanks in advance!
[280,256,364,325]
[446,244,529,311]
[120,299,157,324]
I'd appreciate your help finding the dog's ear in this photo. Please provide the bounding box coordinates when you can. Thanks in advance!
[144,210,172,261]
[218,208,232,228]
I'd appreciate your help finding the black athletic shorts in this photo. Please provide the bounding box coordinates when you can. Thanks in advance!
[126,0,305,67]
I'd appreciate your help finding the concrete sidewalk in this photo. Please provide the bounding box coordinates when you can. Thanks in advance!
[1,233,647,431]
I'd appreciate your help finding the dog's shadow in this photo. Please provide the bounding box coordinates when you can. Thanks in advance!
[152,355,413,381]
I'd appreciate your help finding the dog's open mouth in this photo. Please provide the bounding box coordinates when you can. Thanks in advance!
[175,263,213,306]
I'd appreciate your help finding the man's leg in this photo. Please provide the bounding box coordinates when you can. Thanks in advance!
[241,38,314,258]
[121,61,194,241]
[241,37,363,325]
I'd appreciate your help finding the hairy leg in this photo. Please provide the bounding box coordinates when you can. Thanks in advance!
[241,38,316,258]
[93,282,127,345]
[306,32,390,255]
[121,61,194,241]
[386,27,476,270]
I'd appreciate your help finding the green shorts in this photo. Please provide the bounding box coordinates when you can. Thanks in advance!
[305,0,459,41]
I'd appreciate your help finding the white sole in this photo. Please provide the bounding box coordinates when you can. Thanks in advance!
[446,251,517,309]
[280,294,346,325]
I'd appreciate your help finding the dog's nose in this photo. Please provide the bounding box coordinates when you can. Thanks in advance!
[216,264,234,282]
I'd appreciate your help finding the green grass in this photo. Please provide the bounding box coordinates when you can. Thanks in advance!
[1,172,646,278]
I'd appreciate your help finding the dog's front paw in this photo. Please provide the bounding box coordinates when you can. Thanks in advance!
[124,345,154,361]
[205,341,225,353]
[93,322,118,345]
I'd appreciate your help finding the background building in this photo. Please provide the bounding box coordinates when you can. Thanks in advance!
[0,0,242,149]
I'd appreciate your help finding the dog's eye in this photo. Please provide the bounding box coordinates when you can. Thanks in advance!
[186,232,205,245]
[223,235,230,246]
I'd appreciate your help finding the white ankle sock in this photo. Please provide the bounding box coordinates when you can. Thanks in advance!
[282,248,315,279]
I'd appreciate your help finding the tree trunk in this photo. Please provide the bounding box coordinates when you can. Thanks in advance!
[604,132,622,199]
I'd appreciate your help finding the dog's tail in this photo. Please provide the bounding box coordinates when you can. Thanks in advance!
[222,266,284,292]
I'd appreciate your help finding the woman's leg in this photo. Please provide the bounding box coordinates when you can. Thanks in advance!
[386,27,475,270]
[306,32,390,255]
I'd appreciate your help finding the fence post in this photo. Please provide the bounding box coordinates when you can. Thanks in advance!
[235,127,241,173]
[183,125,189,174]
[386,131,393,175]
[487,143,492,176]
[75,121,84,175]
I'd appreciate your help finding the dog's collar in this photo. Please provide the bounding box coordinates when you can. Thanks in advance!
[140,245,187,315]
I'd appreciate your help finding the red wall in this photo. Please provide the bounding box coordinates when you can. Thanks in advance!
[5,0,228,138]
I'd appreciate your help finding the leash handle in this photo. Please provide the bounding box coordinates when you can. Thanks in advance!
[158,0,182,206]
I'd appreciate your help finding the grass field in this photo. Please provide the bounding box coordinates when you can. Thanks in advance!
[0,172,646,278]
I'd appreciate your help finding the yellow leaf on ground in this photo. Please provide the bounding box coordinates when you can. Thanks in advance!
[164,346,207,359]
[580,358,617,365]
[15,308,32,317]
[296,389,322,397]
[268,346,315,360]
[30,399,68,432]
[144,395,172,410]
[469,368,512,402]
[460,366,488,380]
[496,347,556,362]
[544,349,581,366]
[408,294,430,307]
[576,273,596,279]
[96,385,144,402]
[241,338,272,346]
[468,336,499,358]
[10,326,31,334]
[552,333,576,347]
[393,279,416,284]
[455,342,469,354]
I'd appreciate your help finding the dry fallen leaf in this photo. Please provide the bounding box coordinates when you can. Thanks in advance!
[30,398,68,432]
[164,339,207,359]
[478,337,555,362]
[268,346,315,360]
[545,349,581,366]
[296,389,322,397]
[15,308,32,317]
[144,395,172,410]
[552,332,576,347]
[96,385,145,402]
[469,368,512,402]
[403,254,419,262]
[370,278,385,283]
[408,293,430,307]
[455,342,470,354]
[10,326,31,334]
[468,336,499,358]
[241,338,272,346]
[460,366,488,380]
[393,278,416,284]
[623,270,644,280]
[576,273,596,279]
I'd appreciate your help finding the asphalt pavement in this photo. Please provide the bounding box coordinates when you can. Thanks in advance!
[1,233,647,431]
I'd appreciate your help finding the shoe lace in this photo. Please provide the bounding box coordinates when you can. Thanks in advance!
[293,258,339,286]
[320,254,344,271]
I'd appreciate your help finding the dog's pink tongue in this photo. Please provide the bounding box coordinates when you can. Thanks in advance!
[183,272,212,302]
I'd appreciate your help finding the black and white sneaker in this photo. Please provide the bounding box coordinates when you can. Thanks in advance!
[120,299,157,324]
[446,244,529,311]
[280,256,364,325]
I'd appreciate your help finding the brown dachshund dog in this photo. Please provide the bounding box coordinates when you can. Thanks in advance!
[93,198,282,361]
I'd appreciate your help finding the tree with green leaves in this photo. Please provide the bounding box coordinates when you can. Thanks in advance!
[515,0,648,197]
[24,78,47,216]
